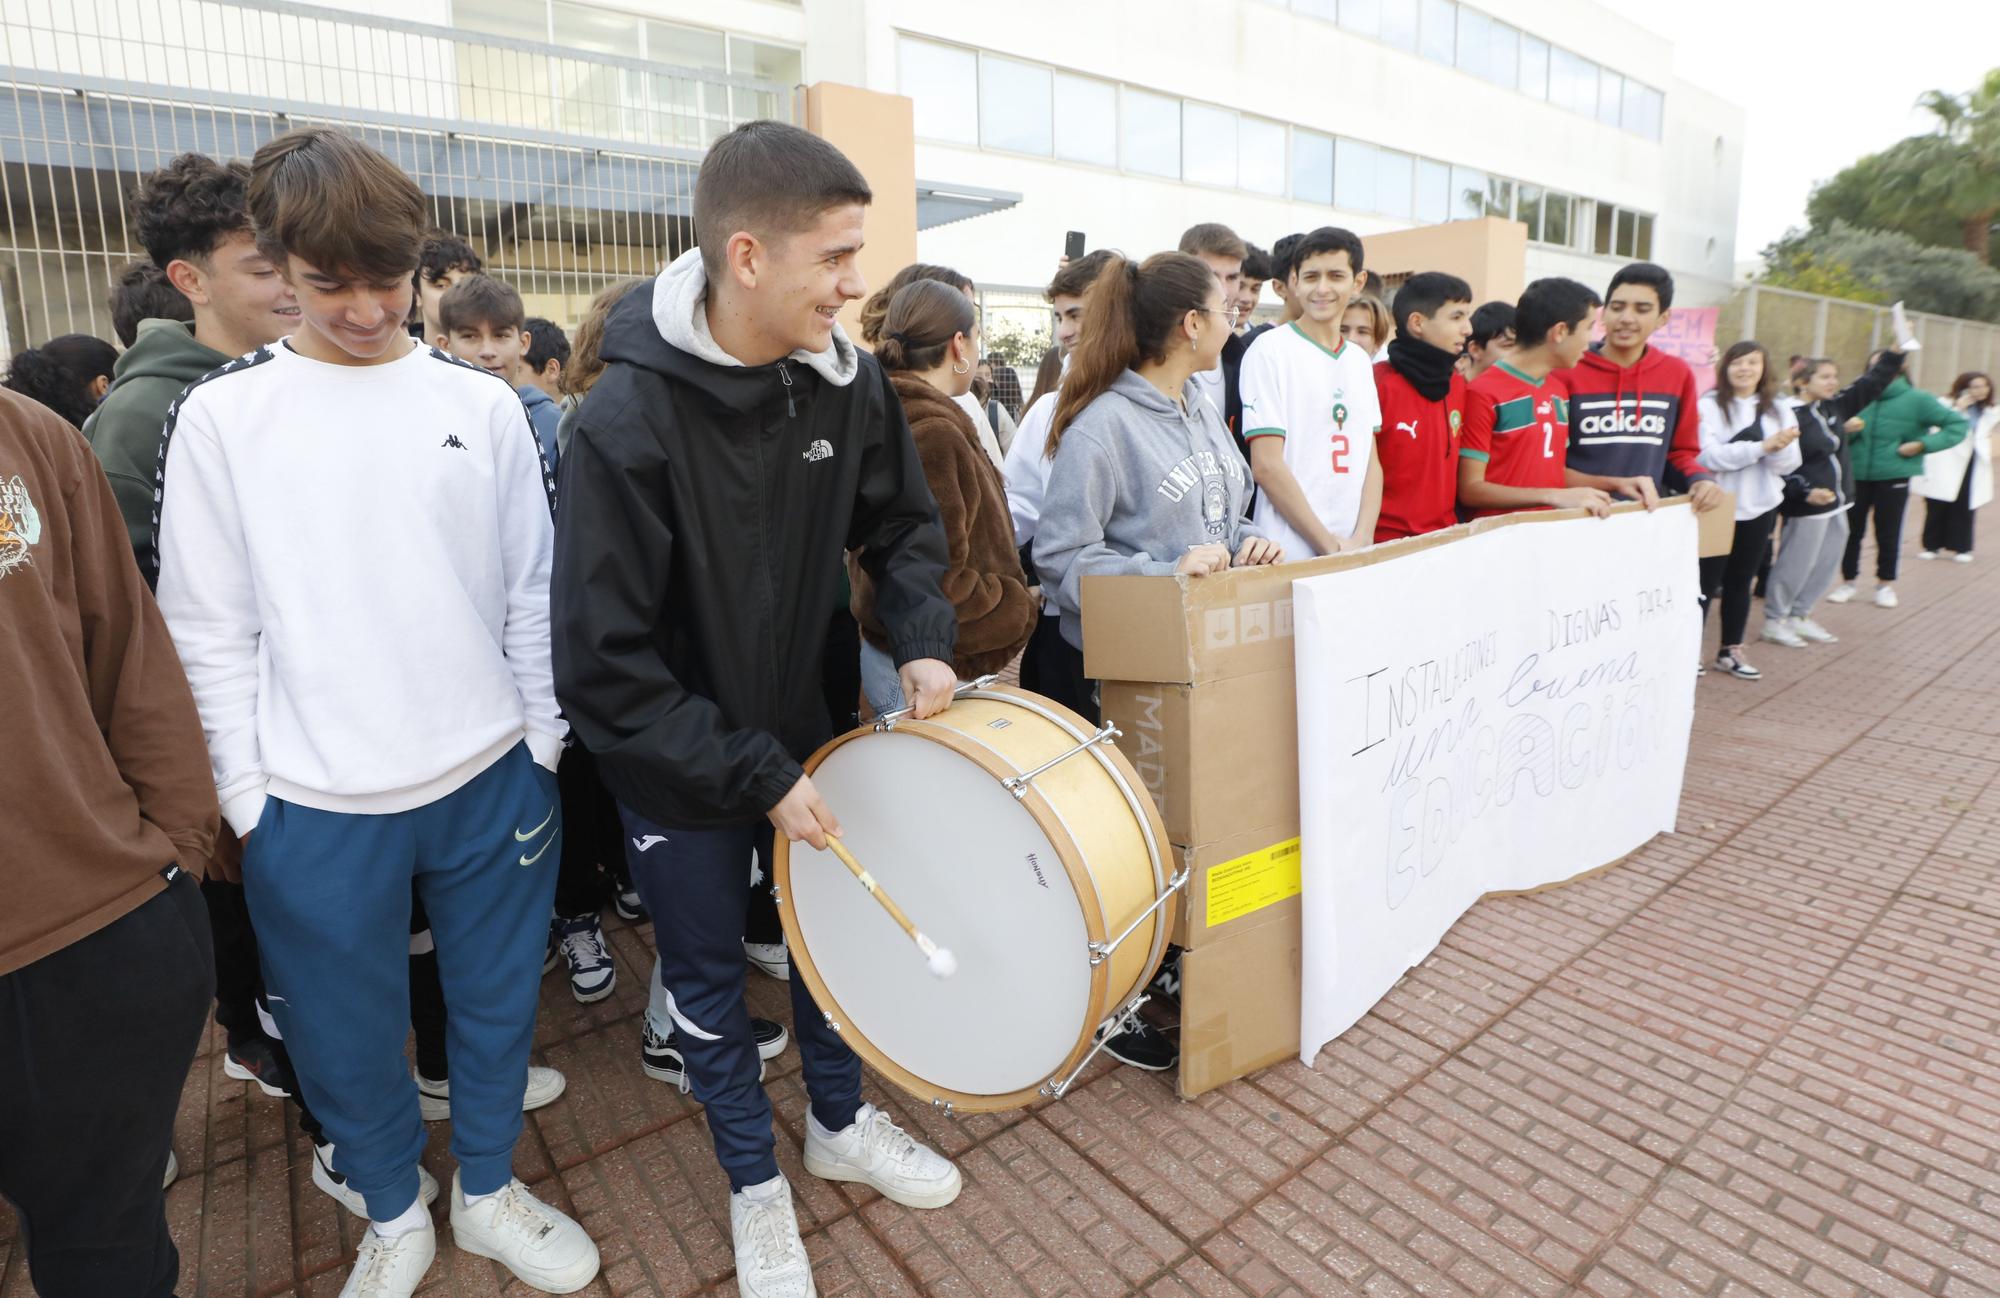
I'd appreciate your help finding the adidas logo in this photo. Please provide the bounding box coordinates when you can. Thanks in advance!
[803,439,834,463]
[441,435,467,450]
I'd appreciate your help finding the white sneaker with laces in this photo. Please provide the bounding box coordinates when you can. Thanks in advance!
[417,1066,566,1122]
[1761,617,1808,649]
[731,1175,816,1298]
[744,940,790,981]
[1954,552,1975,564]
[1874,585,1900,608]
[449,1172,600,1293]
[337,1221,436,1298]
[1793,617,1839,644]
[312,1143,440,1218]
[1826,583,1856,604]
[803,1102,962,1208]
[1919,549,1939,560]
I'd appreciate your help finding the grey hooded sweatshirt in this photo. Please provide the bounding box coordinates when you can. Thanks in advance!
[1035,369,1260,649]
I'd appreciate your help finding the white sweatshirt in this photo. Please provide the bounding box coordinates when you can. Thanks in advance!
[155,340,566,835]
[1696,393,1802,521]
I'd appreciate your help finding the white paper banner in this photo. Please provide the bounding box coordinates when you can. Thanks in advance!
[1296,506,1701,1062]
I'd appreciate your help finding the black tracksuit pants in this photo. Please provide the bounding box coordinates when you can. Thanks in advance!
[0,872,212,1298]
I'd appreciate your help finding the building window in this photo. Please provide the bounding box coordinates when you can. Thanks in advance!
[1596,69,1624,127]
[1516,183,1543,241]
[1240,116,1288,195]
[726,35,799,123]
[1550,46,1595,116]
[1543,191,1571,247]
[1416,158,1451,223]
[1593,201,1615,255]
[1335,137,1378,212]
[1485,20,1518,90]
[898,38,976,145]
[1339,0,1380,39]
[1121,86,1181,178]
[1419,0,1455,64]
[978,54,1052,155]
[1449,165,1486,221]
[1294,0,1338,17]
[1183,101,1238,187]
[1053,73,1116,166]
[1293,128,1334,204]
[1375,147,1414,219]
[1379,0,1419,51]
[1635,213,1655,260]
[1454,4,1488,79]
[1625,82,1664,141]
[1518,34,1549,99]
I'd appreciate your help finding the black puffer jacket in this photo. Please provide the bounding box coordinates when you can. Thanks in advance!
[1783,349,1904,518]
[553,253,954,828]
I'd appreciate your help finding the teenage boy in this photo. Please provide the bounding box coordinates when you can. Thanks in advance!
[552,121,963,1298]
[1241,225,1383,558]
[0,385,219,1298]
[523,315,570,399]
[1245,233,1304,346]
[1466,300,1515,380]
[108,259,193,347]
[1560,262,1722,511]
[1374,272,1473,541]
[1460,277,1650,519]
[154,128,597,1297]
[1236,243,1269,330]
[411,230,482,342]
[1180,222,1248,435]
[436,274,562,467]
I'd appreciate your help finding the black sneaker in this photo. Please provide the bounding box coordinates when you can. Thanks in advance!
[640,1020,784,1088]
[222,1034,295,1098]
[1147,947,1183,1007]
[1715,648,1762,680]
[1098,1018,1176,1072]
[613,884,648,923]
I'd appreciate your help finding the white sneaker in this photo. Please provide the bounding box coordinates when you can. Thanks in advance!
[417,1066,566,1122]
[1761,617,1808,649]
[1874,585,1900,608]
[803,1102,962,1209]
[163,1150,178,1190]
[337,1220,436,1298]
[449,1172,600,1293]
[1954,552,1975,564]
[1919,550,1939,561]
[1826,583,1856,604]
[731,1175,816,1298]
[1793,617,1839,644]
[744,941,790,981]
[312,1142,440,1219]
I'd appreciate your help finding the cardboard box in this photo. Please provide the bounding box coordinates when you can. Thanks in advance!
[1101,674,1297,849]
[1178,906,1301,1098]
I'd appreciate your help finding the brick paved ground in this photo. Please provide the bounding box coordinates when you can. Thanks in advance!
[8,527,2000,1297]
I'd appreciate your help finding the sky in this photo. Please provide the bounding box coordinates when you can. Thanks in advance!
[1595,0,1999,264]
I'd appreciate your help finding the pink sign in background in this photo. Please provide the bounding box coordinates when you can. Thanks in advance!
[1592,307,1721,395]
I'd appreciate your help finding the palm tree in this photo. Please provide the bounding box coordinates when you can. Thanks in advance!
[1910,70,2000,262]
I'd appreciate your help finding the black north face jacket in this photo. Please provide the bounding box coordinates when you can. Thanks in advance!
[553,265,954,829]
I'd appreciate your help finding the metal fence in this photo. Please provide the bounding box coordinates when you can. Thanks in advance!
[1717,282,2000,394]
[0,0,795,349]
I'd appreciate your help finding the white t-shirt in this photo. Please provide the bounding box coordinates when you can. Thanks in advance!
[1696,394,1801,521]
[1239,323,1381,560]
[953,391,1005,469]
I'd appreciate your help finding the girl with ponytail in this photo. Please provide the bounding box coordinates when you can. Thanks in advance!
[1035,252,1281,720]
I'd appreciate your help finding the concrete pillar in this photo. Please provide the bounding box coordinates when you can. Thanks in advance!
[803,81,917,341]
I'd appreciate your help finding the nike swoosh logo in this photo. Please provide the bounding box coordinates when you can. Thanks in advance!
[514,806,554,841]
[519,838,553,867]
[632,834,667,852]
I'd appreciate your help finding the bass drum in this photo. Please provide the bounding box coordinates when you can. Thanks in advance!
[775,685,1176,1112]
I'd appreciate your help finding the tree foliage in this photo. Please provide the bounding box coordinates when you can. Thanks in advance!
[1762,222,2000,322]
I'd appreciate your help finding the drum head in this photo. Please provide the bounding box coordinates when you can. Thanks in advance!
[790,731,1092,1098]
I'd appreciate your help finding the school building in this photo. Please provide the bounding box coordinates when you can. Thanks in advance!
[0,0,1743,354]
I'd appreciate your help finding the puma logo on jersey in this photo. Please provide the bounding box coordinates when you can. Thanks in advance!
[1396,420,1419,439]
[442,434,468,450]
[803,439,834,463]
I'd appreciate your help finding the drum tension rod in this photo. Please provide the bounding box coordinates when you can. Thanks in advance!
[1003,725,1123,800]
[930,1098,955,1118]
[1040,994,1152,1100]
[1087,868,1190,967]
[873,674,1000,731]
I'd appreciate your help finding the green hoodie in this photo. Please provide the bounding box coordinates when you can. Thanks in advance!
[81,319,230,579]
[1849,375,1969,483]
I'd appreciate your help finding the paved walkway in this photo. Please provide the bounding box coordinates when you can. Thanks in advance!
[7,531,2000,1298]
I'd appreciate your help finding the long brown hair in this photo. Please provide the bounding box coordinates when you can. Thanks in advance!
[858,262,974,346]
[1048,252,1218,456]
[1711,339,1777,428]
[1027,344,1063,409]
[874,279,975,374]
[561,277,649,399]
[1951,371,1993,411]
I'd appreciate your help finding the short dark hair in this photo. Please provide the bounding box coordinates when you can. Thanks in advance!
[1047,248,1120,301]
[1289,226,1365,278]
[4,334,120,429]
[108,261,193,347]
[249,128,427,282]
[1267,233,1304,284]
[1241,244,1271,282]
[693,120,872,280]
[1512,277,1602,349]
[131,153,253,271]
[1469,300,1516,347]
[523,316,569,371]
[1178,222,1248,262]
[437,273,525,336]
[1392,272,1473,335]
[419,231,482,287]
[1606,261,1675,312]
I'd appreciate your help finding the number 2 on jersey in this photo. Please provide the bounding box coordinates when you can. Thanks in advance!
[1541,422,1554,458]
[1329,434,1350,474]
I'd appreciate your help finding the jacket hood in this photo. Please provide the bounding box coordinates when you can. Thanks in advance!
[107,319,231,390]
[607,248,858,398]
[888,370,974,431]
[1575,343,1682,384]
[1105,368,1187,421]
[1882,376,1912,397]
[517,383,557,412]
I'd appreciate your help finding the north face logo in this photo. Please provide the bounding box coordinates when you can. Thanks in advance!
[442,435,468,450]
[803,439,834,463]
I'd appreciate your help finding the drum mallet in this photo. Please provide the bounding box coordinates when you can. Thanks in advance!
[823,836,957,979]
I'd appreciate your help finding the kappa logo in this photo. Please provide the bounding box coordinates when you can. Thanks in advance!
[441,434,468,450]
[1396,419,1419,440]
[0,473,42,580]
[803,439,834,463]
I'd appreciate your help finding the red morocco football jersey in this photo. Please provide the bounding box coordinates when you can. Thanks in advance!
[1372,358,1465,541]
[1460,360,1569,518]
